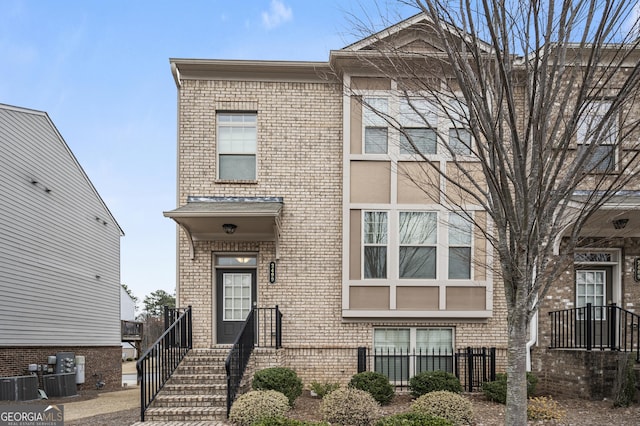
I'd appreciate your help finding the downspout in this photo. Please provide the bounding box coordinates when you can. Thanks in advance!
[526,308,538,371]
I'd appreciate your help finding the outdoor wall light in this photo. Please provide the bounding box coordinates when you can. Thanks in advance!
[612,218,629,229]
[223,223,237,234]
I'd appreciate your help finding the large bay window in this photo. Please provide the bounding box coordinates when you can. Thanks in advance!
[217,112,257,180]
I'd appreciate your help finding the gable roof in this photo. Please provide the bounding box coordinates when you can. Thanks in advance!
[0,103,124,236]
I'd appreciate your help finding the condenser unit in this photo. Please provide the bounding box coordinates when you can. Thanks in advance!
[0,375,39,401]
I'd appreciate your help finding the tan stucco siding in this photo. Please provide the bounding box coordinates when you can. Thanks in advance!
[350,161,391,203]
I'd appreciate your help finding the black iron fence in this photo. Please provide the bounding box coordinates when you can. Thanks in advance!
[357,346,495,392]
[226,306,282,417]
[549,303,640,361]
[137,306,192,421]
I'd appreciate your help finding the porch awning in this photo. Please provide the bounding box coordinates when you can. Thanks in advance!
[163,196,283,259]
[553,191,640,253]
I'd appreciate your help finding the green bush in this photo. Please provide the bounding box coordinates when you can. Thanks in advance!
[376,412,453,426]
[349,371,395,405]
[481,372,538,404]
[310,381,340,398]
[320,386,381,426]
[253,367,304,406]
[411,391,473,426]
[253,417,329,426]
[228,390,290,426]
[409,371,462,397]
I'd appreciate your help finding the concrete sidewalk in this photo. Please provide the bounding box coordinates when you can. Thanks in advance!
[63,387,139,421]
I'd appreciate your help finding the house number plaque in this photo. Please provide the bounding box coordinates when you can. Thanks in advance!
[635,258,640,282]
[269,261,276,283]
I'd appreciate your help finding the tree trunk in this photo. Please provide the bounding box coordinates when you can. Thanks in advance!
[505,310,530,426]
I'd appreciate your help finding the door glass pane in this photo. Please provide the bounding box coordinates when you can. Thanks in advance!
[374,329,410,382]
[576,270,606,320]
[223,273,252,321]
[416,329,453,373]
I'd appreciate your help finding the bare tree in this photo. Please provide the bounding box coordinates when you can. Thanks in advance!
[345,0,640,423]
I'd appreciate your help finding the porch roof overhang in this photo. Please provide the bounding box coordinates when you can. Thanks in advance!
[553,191,640,253]
[163,196,283,260]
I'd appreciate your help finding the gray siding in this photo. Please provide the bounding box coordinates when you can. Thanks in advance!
[0,105,123,346]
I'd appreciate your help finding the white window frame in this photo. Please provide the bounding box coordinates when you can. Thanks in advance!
[448,212,473,280]
[363,211,388,279]
[373,327,455,381]
[363,97,389,154]
[577,100,618,173]
[217,112,257,180]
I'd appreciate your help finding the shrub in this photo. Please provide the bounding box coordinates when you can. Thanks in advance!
[320,386,381,426]
[376,412,453,426]
[411,391,473,426]
[527,396,566,421]
[310,381,340,398]
[409,371,462,397]
[228,390,290,426]
[481,372,538,404]
[349,371,395,405]
[253,417,329,426]
[253,367,303,406]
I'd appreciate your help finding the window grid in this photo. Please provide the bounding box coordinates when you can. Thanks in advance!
[448,212,472,279]
[577,100,617,172]
[399,212,437,279]
[363,211,388,279]
[364,97,389,154]
[217,112,257,180]
[576,270,606,320]
[223,273,252,321]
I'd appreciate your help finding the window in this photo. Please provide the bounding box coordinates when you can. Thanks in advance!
[223,273,252,320]
[374,328,454,381]
[448,128,472,156]
[576,270,607,320]
[577,101,617,172]
[363,97,388,153]
[217,113,257,180]
[448,213,472,279]
[399,98,437,155]
[364,211,388,278]
[399,212,437,278]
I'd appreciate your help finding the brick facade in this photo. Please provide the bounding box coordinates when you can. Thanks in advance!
[0,346,122,392]
[171,73,510,386]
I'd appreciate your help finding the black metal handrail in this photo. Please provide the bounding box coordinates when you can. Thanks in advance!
[225,306,282,417]
[549,303,640,361]
[137,306,192,421]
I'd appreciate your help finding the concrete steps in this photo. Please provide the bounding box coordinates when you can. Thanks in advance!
[143,348,230,423]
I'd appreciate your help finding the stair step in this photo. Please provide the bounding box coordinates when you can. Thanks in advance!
[162,383,226,395]
[168,374,226,384]
[145,406,227,422]
[176,364,226,374]
[132,422,229,426]
[153,394,226,408]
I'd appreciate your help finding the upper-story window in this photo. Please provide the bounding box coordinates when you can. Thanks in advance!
[399,98,437,155]
[363,97,389,154]
[217,112,257,180]
[399,211,437,278]
[577,100,617,172]
[448,212,472,279]
[363,211,388,278]
[446,99,472,156]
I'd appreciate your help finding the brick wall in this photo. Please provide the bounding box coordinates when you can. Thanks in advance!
[175,76,510,384]
[0,346,122,392]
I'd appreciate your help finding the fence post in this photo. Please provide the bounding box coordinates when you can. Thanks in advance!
[357,347,367,373]
[586,303,592,351]
[275,305,282,349]
[490,347,496,382]
[466,347,473,392]
[609,303,617,350]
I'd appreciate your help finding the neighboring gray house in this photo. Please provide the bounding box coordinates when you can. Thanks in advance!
[0,104,124,391]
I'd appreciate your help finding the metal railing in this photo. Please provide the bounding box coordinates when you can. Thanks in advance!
[137,306,192,421]
[121,320,143,341]
[357,346,495,392]
[226,306,282,417]
[549,303,640,361]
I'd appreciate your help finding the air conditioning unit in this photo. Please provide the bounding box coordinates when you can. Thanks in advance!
[43,373,77,397]
[0,375,38,401]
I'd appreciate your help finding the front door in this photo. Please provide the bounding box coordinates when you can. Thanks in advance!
[575,266,613,347]
[216,269,257,344]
